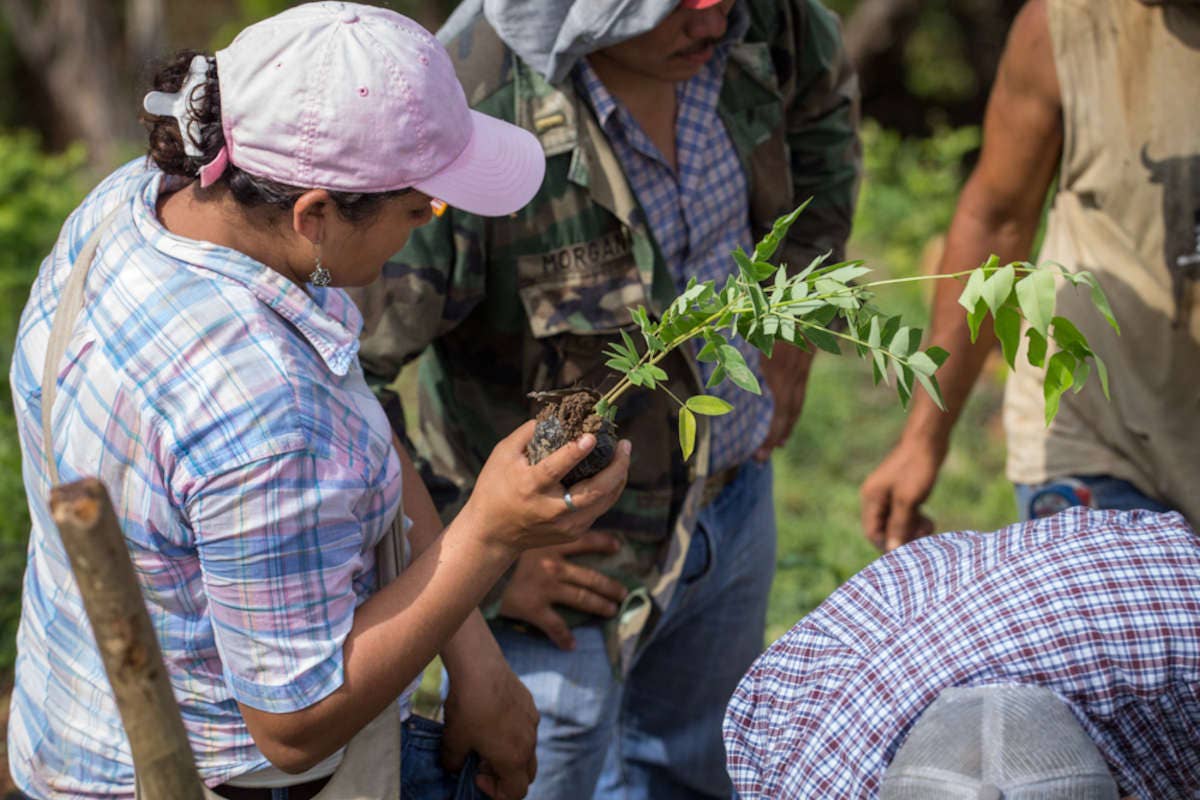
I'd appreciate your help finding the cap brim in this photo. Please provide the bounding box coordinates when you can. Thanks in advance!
[412,110,546,218]
[679,0,724,8]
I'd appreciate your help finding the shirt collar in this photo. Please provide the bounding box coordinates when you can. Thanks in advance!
[131,172,362,376]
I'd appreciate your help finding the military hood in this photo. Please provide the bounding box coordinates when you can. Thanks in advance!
[440,0,685,85]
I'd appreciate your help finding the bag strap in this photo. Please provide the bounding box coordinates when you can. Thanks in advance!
[41,207,122,486]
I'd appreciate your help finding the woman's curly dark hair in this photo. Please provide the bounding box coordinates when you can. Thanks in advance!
[142,50,409,223]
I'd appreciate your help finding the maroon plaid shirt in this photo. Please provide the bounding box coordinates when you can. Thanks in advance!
[725,508,1200,799]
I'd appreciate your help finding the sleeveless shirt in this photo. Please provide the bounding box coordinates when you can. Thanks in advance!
[1003,0,1200,527]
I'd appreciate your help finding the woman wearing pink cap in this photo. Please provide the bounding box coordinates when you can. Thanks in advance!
[7,4,629,800]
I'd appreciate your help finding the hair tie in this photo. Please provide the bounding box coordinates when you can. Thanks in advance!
[143,54,211,157]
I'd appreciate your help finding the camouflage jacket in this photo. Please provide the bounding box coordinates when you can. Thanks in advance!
[353,0,860,672]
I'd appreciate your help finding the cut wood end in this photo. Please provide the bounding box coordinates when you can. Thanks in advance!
[49,479,108,528]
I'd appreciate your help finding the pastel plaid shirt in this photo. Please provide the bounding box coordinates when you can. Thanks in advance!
[575,36,772,474]
[8,160,406,798]
[724,508,1200,799]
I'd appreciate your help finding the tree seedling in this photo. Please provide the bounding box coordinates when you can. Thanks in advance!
[527,201,1119,480]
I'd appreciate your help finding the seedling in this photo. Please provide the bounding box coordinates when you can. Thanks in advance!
[528,202,1119,476]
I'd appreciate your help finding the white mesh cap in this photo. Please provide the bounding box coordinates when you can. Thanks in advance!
[880,686,1120,800]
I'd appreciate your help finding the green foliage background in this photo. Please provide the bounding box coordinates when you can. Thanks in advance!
[0,133,89,665]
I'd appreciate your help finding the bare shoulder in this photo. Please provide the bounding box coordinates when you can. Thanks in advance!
[997,0,1061,108]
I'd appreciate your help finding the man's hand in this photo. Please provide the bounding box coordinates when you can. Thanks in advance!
[754,341,815,462]
[859,437,943,551]
[441,632,539,800]
[499,532,628,651]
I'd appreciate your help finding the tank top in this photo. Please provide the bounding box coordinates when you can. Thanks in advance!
[1003,0,1200,527]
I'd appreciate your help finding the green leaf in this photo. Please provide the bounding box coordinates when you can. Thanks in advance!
[1025,329,1048,368]
[888,326,920,358]
[994,305,1022,369]
[907,351,938,377]
[915,371,946,411]
[752,198,811,263]
[982,263,1016,316]
[718,344,762,394]
[1043,350,1077,424]
[646,364,669,382]
[789,280,810,302]
[824,264,870,284]
[605,357,634,372]
[801,324,841,354]
[1072,271,1120,333]
[958,268,986,313]
[925,346,950,368]
[685,395,734,416]
[1094,354,1111,399]
[1049,316,1091,359]
[706,365,727,389]
[780,315,796,342]
[748,282,768,316]
[1015,269,1056,336]
[793,252,827,286]
[678,407,697,461]
[967,298,988,344]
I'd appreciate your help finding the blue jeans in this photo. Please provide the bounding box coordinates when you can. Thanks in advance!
[493,461,777,800]
[402,715,486,800]
[1015,474,1172,520]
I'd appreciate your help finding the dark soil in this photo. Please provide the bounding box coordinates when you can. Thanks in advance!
[526,390,616,485]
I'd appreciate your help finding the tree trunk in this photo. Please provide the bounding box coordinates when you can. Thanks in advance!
[0,0,161,165]
[50,479,205,800]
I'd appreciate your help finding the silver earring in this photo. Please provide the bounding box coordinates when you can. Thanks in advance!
[309,255,332,287]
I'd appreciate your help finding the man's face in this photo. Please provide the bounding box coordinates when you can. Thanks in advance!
[591,0,737,83]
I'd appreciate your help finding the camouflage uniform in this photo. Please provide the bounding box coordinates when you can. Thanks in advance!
[354,0,859,675]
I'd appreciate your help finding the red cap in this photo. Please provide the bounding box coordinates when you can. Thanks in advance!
[679,0,724,8]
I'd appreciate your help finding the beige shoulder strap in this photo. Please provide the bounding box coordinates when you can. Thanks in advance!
[41,207,122,487]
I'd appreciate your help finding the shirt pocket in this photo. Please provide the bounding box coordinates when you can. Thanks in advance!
[516,229,649,338]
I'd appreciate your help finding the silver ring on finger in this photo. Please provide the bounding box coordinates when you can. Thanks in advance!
[563,490,577,512]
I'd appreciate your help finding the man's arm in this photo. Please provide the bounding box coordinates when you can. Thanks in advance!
[756,0,862,460]
[859,0,1063,551]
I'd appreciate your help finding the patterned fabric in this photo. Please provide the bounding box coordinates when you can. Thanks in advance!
[8,159,406,798]
[724,508,1200,800]
[574,47,770,473]
[351,0,860,664]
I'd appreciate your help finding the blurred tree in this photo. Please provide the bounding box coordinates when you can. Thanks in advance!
[0,0,165,165]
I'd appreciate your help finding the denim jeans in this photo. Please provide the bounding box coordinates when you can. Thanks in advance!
[493,461,777,800]
[1015,474,1173,521]
[402,715,486,800]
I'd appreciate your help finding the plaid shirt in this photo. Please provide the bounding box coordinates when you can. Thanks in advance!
[724,508,1200,800]
[575,44,772,474]
[8,160,406,798]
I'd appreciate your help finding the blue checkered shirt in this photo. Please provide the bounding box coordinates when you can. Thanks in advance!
[575,49,772,474]
[8,159,409,798]
[724,508,1200,799]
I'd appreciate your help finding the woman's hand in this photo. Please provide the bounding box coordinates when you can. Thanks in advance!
[459,421,631,556]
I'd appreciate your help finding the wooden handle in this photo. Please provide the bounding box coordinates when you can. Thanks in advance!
[50,478,206,800]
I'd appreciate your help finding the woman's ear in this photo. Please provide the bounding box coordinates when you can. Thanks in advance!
[293,189,333,245]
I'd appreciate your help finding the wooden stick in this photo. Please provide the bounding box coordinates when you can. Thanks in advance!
[50,478,206,800]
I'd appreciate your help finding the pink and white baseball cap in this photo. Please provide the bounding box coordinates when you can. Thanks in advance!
[207,1,544,217]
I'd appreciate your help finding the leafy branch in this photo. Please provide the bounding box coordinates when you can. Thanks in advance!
[597,203,1120,461]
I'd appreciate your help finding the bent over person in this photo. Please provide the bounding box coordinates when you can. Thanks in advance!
[725,507,1200,799]
[352,0,860,796]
